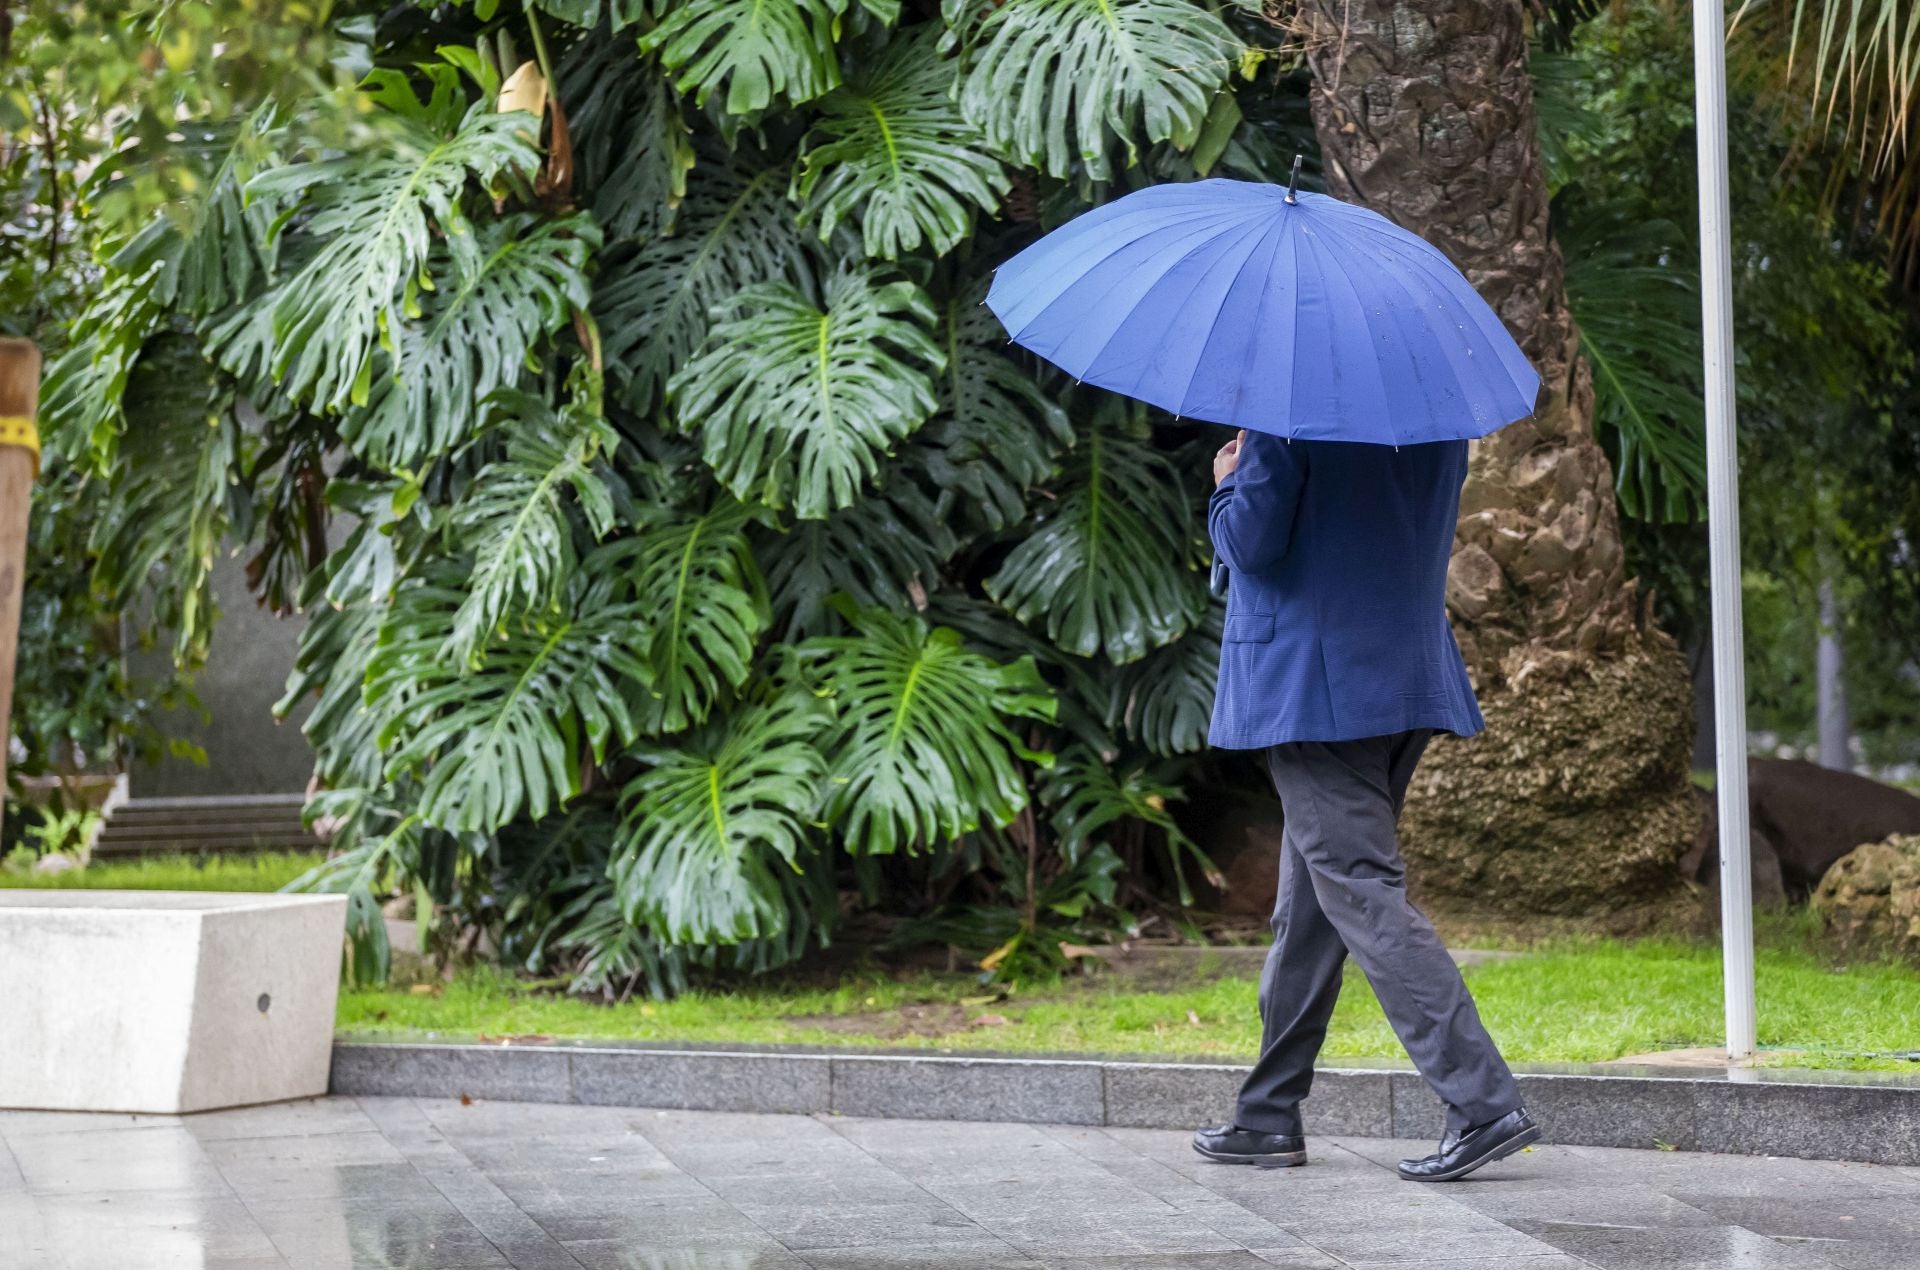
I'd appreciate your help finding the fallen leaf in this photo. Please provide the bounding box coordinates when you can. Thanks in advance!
[408,983,440,997]
[1186,1010,1202,1026]
[458,1092,473,1107]
[1058,942,1101,961]
[960,993,1003,1007]
[979,936,1018,972]
[971,1014,1010,1028]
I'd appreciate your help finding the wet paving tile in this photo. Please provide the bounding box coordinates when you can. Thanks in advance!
[3,1097,1914,1268]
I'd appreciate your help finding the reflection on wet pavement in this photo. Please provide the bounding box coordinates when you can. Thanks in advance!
[2,1096,1915,1267]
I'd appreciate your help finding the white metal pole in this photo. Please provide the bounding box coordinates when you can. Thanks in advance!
[1692,0,1757,1061]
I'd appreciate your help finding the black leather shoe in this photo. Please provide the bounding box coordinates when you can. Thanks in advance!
[1191,1123,1307,1168]
[1398,1107,1540,1182]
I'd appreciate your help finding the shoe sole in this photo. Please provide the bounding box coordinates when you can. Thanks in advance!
[1192,1143,1308,1169]
[1398,1123,1542,1183]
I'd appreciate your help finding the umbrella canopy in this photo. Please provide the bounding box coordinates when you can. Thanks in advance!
[986,177,1540,446]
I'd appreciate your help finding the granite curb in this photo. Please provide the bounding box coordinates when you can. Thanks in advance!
[330,1041,1920,1166]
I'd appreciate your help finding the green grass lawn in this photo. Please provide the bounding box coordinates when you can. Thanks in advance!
[339,932,1920,1072]
[14,852,1917,1072]
[0,851,325,892]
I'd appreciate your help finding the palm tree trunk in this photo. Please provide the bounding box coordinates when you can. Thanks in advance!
[1301,0,1697,913]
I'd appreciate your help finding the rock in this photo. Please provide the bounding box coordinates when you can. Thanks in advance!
[1753,761,1920,897]
[1813,834,1920,958]
[1683,761,1920,902]
[1679,787,1788,910]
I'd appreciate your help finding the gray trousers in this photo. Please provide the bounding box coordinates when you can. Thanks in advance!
[1234,730,1520,1136]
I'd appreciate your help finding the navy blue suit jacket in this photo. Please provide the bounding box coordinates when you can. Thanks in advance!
[1207,432,1484,749]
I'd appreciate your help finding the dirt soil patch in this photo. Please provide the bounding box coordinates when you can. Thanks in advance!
[786,1002,996,1040]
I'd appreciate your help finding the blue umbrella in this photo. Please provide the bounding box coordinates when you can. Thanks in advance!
[985,168,1539,445]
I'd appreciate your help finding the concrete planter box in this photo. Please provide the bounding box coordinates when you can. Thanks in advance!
[0,890,346,1113]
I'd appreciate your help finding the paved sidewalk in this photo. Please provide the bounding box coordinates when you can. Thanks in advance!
[3,1098,1917,1269]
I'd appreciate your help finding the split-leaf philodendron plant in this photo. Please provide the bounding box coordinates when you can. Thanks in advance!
[48,0,1301,991]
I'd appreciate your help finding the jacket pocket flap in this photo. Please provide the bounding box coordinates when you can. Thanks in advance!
[1223,613,1276,644]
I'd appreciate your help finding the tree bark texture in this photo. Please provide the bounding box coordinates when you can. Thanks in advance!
[1301,0,1697,912]
[0,338,42,844]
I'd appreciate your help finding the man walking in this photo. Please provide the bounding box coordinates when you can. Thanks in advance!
[1191,428,1539,1183]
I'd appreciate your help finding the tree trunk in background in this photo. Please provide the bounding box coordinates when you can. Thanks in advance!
[1816,576,1850,771]
[1301,0,1697,913]
[0,338,43,843]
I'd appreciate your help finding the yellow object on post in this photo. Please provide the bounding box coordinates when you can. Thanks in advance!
[0,414,38,477]
[0,337,43,841]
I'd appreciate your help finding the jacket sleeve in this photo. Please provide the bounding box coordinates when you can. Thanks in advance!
[1207,432,1307,574]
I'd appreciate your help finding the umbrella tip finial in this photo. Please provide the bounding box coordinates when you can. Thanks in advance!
[1285,155,1302,204]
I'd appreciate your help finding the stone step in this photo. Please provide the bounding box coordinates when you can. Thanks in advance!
[104,794,307,822]
[98,818,310,838]
[91,836,320,857]
[92,794,319,857]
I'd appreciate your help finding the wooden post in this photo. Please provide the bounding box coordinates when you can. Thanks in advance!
[0,337,42,843]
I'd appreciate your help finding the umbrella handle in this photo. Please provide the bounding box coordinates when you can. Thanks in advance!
[1285,155,1302,205]
[1209,556,1229,597]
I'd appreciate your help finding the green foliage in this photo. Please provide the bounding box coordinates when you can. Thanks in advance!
[641,0,853,115]
[245,100,541,419]
[803,600,1058,855]
[614,683,829,942]
[1549,0,1920,762]
[796,30,1010,259]
[350,214,600,470]
[369,574,652,832]
[595,151,811,414]
[671,268,944,518]
[959,0,1240,180]
[985,403,1206,663]
[446,393,619,663]
[610,498,771,735]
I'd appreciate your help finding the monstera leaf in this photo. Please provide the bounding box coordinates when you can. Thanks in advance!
[344,214,598,470]
[108,117,278,319]
[612,684,829,943]
[670,268,944,518]
[801,599,1056,855]
[367,575,651,832]
[561,37,695,242]
[245,101,538,416]
[278,588,391,791]
[445,394,619,664]
[86,334,240,668]
[986,402,1206,663]
[597,498,771,735]
[640,0,852,115]
[905,279,1072,532]
[1108,601,1221,755]
[796,30,1010,259]
[534,0,656,28]
[594,151,810,414]
[960,0,1240,180]
[761,475,956,640]
[1041,745,1212,905]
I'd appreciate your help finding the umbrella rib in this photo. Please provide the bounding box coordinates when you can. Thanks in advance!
[1345,228,1481,442]
[1012,215,1270,369]
[1298,216,1399,447]
[999,208,1253,343]
[1335,216,1537,395]
[1152,214,1290,418]
[1213,211,1292,431]
[1357,230,1540,411]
